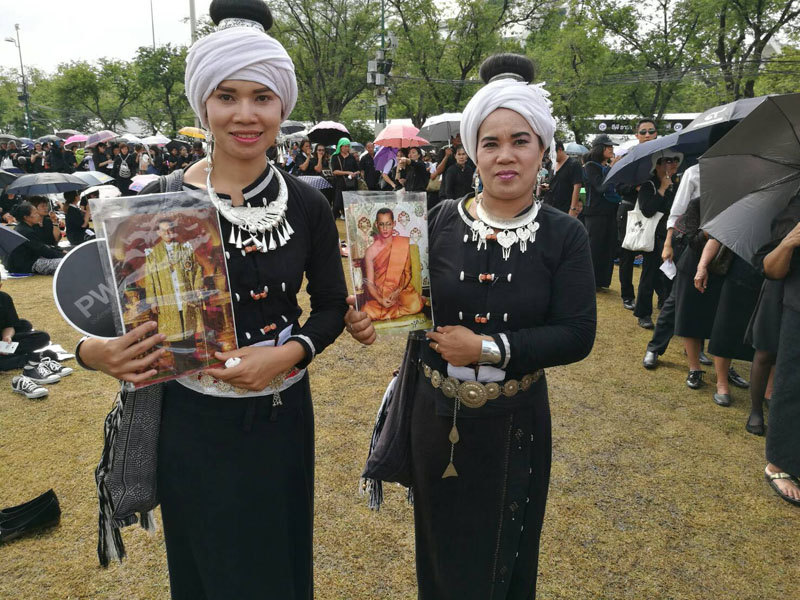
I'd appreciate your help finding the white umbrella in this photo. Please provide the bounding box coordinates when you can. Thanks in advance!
[141,134,171,146]
[81,184,121,199]
[129,174,160,192]
[614,139,638,157]
[73,171,115,186]
[418,113,462,143]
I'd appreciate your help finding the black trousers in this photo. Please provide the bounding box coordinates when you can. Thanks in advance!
[766,307,800,476]
[634,238,670,318]
[0,320,50,371]
[158,377,315,600]
[647,285,676,356]
[584,213,616,288]
[619,249,636,301]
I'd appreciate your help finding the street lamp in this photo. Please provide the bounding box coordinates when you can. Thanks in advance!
[5,24,32,138]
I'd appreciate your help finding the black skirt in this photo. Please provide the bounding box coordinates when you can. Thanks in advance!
[708,257,762,362]
[157,377,315,600]
[410,375,552,600]
[745,279,784,354]
[674,247,723,339]
[766,307,800,476]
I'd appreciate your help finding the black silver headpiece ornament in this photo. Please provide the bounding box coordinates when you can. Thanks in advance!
[217,17,265,32]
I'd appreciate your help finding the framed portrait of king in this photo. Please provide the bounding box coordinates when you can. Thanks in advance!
[90,191,237,387]
[343,191,433,334]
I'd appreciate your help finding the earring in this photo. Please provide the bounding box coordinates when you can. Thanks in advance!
[205,130,214,171]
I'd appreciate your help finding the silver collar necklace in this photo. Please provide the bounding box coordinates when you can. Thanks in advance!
[206,161,293,253]
[460,195,541,260]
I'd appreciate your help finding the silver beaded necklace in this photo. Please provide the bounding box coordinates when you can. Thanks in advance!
[459,195,541,260]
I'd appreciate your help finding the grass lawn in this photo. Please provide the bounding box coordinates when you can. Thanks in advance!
[0,253,797,599]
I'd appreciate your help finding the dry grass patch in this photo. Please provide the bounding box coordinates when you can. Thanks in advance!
[0,253,797,599]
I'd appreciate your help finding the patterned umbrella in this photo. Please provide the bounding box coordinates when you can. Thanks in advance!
[374,123,428,148]
[297,175,333,190]
[86,130,118,148]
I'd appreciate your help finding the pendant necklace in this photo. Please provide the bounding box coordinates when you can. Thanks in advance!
[460,195,541,260]
[206,162,293,253]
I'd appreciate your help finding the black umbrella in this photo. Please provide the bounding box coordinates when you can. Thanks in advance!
[0,225,30,261]
[280,120,306,134]
[604,132,703,185]
[7,172,88,196]
[307,121,350,146]
[165,139,191,152]
[0,169,18,188]
[700,93,800,263]
[0,134,20,144]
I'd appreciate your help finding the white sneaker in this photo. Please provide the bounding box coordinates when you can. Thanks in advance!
[39,357,73,377]
[12,375,49,399]
[22,362,61,384]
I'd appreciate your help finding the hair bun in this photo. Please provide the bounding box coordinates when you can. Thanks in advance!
[209,0,273,31]
[478,53,535,85]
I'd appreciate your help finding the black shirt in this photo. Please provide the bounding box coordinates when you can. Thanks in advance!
[0,291,22,330]
[37,215,59,247]
[359,153,380,190]
[144,166,348,364]
[755,196,800,313]
[331,153,358,190]
[544,157,583,213]
[582,161,618,217]
[426,199,596,381]
[442,163,475,201]
[65,204,90,245]
[403,159,430,192]
[637,174,677,240]
[6,222,65,273]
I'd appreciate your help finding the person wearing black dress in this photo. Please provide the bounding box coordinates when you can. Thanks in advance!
[330,137,359,219]
[76,2,348,596]
[632,151,680,329]
[755,196,800,506]
[112,143,137,196]
[63,190,93,246]
[346,53,596,599]
[582,134,622,289]
[6,202,65,275]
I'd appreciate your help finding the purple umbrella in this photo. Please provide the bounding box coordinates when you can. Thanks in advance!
[373,146,398,171]
[86,130,118,148]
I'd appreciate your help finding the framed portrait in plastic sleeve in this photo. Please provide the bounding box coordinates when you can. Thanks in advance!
[343,191,433,335]
[90,191,237,387]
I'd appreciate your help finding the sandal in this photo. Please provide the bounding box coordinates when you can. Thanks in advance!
[764,466,800,507]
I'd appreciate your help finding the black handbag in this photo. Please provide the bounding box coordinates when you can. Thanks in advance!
[361,330,425,509]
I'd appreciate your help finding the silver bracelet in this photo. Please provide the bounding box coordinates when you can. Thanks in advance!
[479,340,502,365]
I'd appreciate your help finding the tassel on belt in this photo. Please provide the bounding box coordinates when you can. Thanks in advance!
[420,362,543,409]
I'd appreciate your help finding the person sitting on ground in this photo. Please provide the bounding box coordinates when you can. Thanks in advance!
[6,202,66,275]
[63,190,93,246]
[0,283,72,399]
[27,196,61,247]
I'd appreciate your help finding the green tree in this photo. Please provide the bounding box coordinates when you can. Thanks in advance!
[133,44,192,136]
[52,59,139,130]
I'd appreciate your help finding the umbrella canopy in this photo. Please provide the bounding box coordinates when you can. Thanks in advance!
[565,142,588,156]
[166,139,192,152]
[682,96,770,138]
[373,146,398,171]
[118,135,143,145]
[604,132,703,185]
[81,184,121,199]
[86,130,118,147]
[177,126,206,140]
[129,174,160,193]
[64,134,88,147]
[614,139,638,157]
[17,137,34,150]
[7,172,88,196]
[350,142,365,153]
[141,134,171,146]
[308,121,349,146]
[0,169,18,188]
[73,171,115,186]
[0,225,30,261]
[56,129,81,139]
[374,123,428,148]
[297,175,333,190]
[418,113,461,143]
[0,134,20,144]
[281,120,306,134]
[700,93,800,263]
[36,135,61,144]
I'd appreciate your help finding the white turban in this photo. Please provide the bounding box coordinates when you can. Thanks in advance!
[460,79,557,167]
[185,25,297,129]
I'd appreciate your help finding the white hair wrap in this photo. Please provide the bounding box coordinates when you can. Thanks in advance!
[460,79,557,167]
[185,25,297,128]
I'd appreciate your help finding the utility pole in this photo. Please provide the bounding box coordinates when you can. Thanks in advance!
[189,0,197,43]
[150,0,156,49]
[367,0,393,136]
[4,24,32,138]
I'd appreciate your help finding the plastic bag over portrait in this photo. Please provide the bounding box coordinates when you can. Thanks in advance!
[90,191,237,387]
[343,191,433,335]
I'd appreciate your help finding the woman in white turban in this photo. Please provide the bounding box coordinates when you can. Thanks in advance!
[77,1,347,597]
[346,54,597,599]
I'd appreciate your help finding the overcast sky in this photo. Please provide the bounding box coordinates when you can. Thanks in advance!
[1,1,214,74]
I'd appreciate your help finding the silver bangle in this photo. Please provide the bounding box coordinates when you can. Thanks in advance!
[479,340,502,365]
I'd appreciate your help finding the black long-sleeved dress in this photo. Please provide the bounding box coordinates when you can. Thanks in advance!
[411,197,596,599]
[141,165,347,599]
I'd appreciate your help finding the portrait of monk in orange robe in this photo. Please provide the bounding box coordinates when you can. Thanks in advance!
[362,208,424,321]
